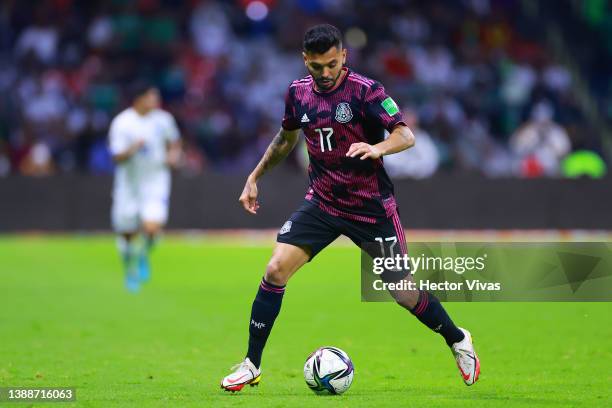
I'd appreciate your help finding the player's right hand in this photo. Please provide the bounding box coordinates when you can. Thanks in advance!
[239,177,260,215]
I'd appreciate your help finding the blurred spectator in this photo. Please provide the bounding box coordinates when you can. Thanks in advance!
[455,108,513,177]
[501,60,537,107]
[409,44,454,88]
[20,141,54,176]
[385,109,439,179]
[0,0,607,178]
[190,1,233,58]
[542,63,572,94]
[15,11,58,64]
[87,14,114,49]
[510,101,571,177]
[391,9,431,44]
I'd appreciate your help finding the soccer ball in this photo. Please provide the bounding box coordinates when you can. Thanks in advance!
[303,346,354,395]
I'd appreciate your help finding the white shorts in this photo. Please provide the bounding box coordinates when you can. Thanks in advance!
[111,182,170,233]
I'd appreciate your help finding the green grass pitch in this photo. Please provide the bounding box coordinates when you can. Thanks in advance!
[1,235,611,407]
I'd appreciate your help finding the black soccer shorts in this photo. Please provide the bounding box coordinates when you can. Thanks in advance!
[276,199,407,262]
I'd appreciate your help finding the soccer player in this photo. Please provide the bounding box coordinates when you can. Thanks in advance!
[221,24,480,390]
[108,83,181,292]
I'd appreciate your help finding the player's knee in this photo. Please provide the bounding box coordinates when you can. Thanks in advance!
[142,222,161,236]
[265,259,289,286]
[121,232,137,241]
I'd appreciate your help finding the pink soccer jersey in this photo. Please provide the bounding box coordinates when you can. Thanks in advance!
[282,68,406,223]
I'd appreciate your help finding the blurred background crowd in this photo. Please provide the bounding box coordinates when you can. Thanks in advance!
[0,0,610,178]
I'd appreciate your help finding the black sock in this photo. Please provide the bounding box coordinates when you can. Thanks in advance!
[410,291,464,347]
[246,278,285,368]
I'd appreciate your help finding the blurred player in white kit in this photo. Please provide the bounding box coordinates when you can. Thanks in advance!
[108,83,181,292]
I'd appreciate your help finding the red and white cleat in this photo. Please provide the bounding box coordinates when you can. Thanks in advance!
[220,358,261,392]
[451,328,481,386]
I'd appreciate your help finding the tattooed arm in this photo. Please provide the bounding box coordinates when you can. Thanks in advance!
[238,127,300,214]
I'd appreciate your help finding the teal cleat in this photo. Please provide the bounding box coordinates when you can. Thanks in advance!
[125,274,140,293]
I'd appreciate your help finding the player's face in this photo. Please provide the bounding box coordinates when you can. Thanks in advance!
[303,45,347,91]
[138,88,161,112]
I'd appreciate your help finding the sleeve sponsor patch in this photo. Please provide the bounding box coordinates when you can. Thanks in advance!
[381,97,399,116]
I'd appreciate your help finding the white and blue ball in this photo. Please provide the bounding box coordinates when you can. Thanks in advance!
[304,346,354,395]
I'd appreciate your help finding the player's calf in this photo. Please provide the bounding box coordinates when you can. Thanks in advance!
[407,290,465,347]
[139,222,161,283]
[116,234,140,292]
[246,278,286,368]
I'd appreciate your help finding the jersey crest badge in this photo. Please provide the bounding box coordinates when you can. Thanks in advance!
[279,220,292,235]
[335,102,353,123]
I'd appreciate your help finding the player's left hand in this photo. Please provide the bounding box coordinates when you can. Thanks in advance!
[346,143,382,160]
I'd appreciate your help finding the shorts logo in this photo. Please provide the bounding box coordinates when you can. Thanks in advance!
[279,220,292,235]
[335,102,353,123]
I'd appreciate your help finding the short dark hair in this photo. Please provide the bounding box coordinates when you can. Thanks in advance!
[303,24,342,54]
[126,80,157,102]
